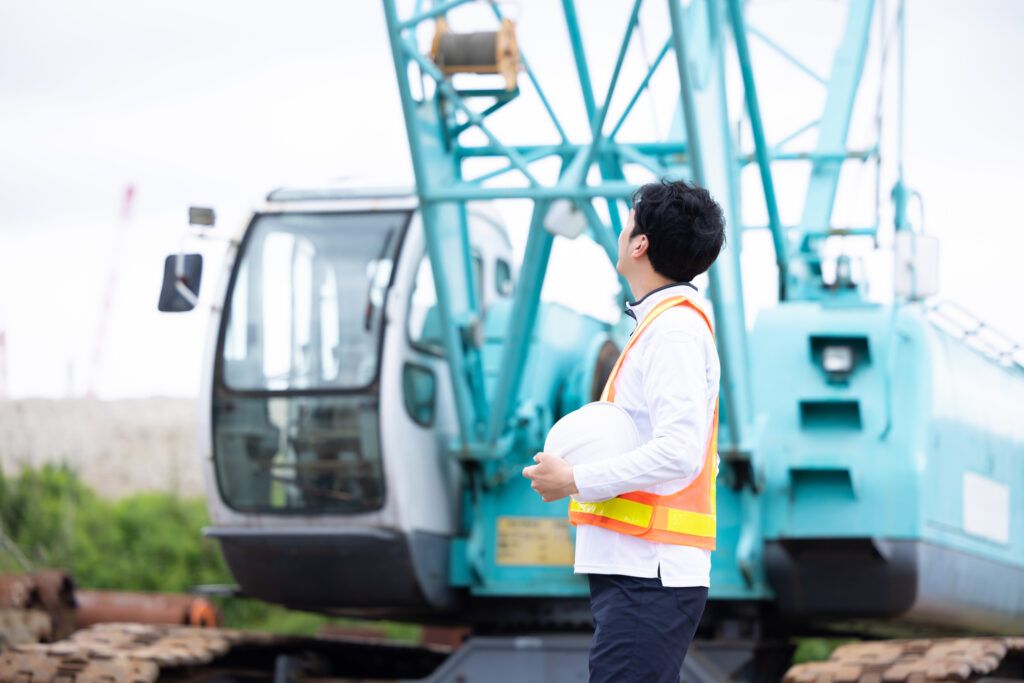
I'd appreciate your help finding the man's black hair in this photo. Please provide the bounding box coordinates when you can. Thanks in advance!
[630,179,726,282]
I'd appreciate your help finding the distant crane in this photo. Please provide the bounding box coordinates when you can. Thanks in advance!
[87,185,134,398]
[0,325,8,398]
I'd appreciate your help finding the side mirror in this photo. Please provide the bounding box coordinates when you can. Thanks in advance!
[158,253,203,312]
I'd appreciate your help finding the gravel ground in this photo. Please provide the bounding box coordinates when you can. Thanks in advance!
[0,398,202,499]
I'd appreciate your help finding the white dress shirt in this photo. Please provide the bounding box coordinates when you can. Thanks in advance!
[571,283,720,587]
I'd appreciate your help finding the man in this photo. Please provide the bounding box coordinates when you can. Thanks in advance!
[523,178,725,683]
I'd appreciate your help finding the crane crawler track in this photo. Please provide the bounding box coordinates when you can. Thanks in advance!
[0,623,285,682]
[0,622,452,682]
[784,637,1024,682]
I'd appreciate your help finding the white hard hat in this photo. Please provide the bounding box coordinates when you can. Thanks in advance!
[544,401,641,468]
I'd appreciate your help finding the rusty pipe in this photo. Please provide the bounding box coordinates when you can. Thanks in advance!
[74,590,220,628]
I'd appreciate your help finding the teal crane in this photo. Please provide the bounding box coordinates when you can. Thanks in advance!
[159,0,1024,678]
[378,0,1024,634]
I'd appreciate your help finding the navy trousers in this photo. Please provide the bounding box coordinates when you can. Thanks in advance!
[588,574,708,683]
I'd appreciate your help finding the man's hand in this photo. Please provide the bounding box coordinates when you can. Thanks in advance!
[522,452,579,503]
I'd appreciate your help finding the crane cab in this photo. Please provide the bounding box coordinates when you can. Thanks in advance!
[196,187,514,615]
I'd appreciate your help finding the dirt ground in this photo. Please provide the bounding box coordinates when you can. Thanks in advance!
[0,398,202,498]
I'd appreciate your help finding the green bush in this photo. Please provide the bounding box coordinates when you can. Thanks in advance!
[0,463,230,589]
[0,463,419,641]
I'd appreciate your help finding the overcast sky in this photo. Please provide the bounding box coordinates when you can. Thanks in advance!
[0,0,1021,399]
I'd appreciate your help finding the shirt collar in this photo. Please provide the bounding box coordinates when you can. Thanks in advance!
[624,282,697,322]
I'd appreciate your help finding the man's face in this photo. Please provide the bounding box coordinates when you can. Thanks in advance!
[616,209,638,277]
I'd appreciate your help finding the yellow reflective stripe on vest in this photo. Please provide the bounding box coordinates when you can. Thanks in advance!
[570,498,651,530]
[570,498,716,538]
[662,508,716,538]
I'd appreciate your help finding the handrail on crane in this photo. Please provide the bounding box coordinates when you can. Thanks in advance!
[925,301,1024,372]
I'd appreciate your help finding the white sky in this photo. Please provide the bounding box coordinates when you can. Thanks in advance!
[0,0,1022,399]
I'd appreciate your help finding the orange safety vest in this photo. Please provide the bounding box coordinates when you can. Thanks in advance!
[568,295,719,550]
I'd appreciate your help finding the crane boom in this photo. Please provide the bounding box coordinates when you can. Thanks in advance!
[380,0,885,460]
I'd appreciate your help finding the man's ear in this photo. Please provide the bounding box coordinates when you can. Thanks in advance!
[631,234,649,258]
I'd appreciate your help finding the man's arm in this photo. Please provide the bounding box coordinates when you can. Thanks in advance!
[572,325,709,503]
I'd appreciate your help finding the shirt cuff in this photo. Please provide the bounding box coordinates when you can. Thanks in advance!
[572,461,617,503]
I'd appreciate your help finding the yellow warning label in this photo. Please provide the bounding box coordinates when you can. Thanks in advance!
[496,516,574,566]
